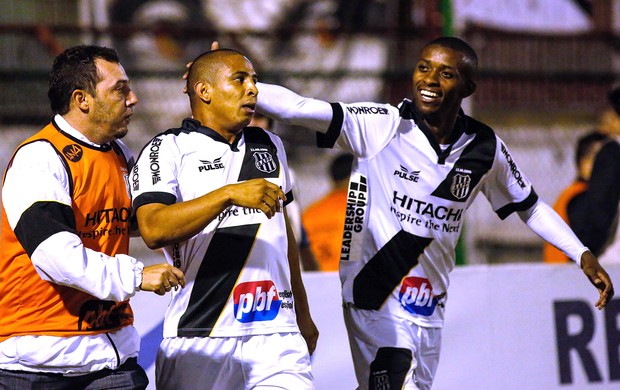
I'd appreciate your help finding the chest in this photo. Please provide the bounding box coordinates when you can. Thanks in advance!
[370,129,495,207]
[175,138,283,200]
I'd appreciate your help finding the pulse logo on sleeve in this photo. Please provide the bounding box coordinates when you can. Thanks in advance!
[233,281,282,323]
[398,277,438,316]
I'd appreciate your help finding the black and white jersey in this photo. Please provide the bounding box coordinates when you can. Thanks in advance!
[320,100,537,328]
[131,118,299,337]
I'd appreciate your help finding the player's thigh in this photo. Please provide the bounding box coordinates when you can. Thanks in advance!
[245,333,314,390]
[155,337,242,390]
[411,326,441,390]
[344,305,439,390]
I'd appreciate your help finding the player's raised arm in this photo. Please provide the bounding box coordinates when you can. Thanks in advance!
[256,82,333,134]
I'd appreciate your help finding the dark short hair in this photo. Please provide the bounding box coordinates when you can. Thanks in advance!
[425,36,478,79]
[48,45,120,115]
[608,87,620,116]
[186,48,247,97]
[329,153,353,181]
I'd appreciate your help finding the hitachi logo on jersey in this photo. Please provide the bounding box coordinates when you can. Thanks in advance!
[149,138,162,185]
[394,165,420,182]
[392,191,463,222]
[84,207,130,227]
[346,106,389,115]
[198,157,224,172]
[500,143,526,189]
[233,281,281,323]
[398,277,438,316]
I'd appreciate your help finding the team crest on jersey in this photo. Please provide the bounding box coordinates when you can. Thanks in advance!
[63,144,83,162]
[450,173,471,199]
[253,151,276,173]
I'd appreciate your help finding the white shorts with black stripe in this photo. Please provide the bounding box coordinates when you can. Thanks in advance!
[344,304,441,390]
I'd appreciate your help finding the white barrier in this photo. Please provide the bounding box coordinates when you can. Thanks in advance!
[131,263,620,390]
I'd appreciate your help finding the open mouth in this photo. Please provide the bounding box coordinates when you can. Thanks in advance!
[419,89,440,102]
[242,103,256,114]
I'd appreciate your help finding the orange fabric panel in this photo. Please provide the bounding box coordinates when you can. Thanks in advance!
[302,189,348,272]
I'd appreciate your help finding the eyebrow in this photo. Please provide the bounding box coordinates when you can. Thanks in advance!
[230,70,257,78]
[418,59,458,71]
[107,79,129,90]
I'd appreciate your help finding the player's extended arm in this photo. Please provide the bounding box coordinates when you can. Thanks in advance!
[285,208,319,354]
[136,178,286,249]
[518,200,614,309]
[256,82,333,134]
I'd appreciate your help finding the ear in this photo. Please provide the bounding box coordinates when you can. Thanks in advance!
[194,81,211,103]
[463,80,476,98]
[72,90,90,112]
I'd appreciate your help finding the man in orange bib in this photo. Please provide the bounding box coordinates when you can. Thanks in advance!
[0,45,185,389]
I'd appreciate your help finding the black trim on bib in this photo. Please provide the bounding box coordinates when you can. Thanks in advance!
[14,201,77,257]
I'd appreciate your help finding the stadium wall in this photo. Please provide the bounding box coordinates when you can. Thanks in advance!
[132,260,620,390]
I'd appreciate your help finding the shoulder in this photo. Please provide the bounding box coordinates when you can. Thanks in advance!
[463,114,496,139]
[140,120,199,151]
[244,126,284,148]
[6,139,68,185]
[598,137,620,155]
[12,139,64,167]
[111,139,133,161]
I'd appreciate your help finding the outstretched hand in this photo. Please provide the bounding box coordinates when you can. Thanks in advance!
[580,251,614,310]
[183,41,220,94]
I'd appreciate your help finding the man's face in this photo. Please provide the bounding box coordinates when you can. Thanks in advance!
[207,54,258,135]
[89,59,138,143]
[412,44,473,120]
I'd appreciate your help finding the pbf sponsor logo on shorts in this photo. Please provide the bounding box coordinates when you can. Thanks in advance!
[233,280,281,323]
[398,277,438,316]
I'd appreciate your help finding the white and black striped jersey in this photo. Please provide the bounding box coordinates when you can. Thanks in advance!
[320,100,537,328]
[131,118,299,338]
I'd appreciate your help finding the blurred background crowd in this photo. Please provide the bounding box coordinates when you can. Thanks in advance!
[0,0,618,265]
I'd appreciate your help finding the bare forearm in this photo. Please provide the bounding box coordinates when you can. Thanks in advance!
[137,186,231,248]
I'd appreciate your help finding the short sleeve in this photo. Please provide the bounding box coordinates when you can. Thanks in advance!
[130,135,180,209]
[482,137,538,219]
[325,102,401,159]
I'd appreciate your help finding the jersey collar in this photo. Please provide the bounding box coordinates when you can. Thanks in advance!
[53,114,112,151]
[399,99,467,164]
[181,118,242,151]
